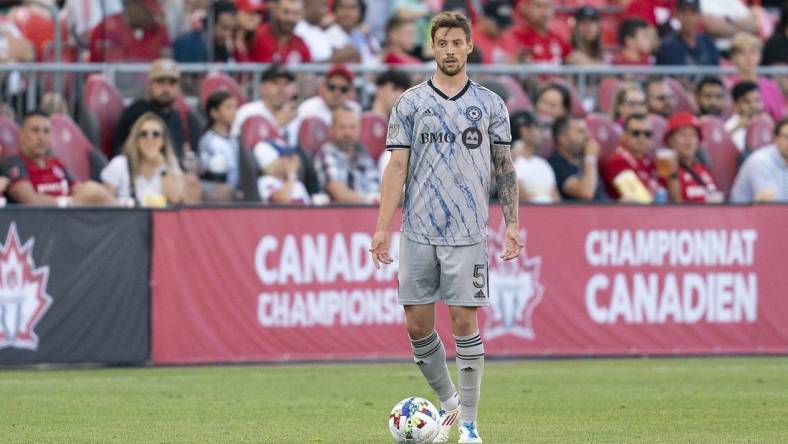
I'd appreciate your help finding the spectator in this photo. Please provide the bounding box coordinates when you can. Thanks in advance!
[381,15,421,65]
[728,32,784,123]
[294,0,333,62]
[199,91,240,202]
[369,69,410,119]
[602,113,667,201]
[698,0,758,52]
[612,18,653,65]
[762,3,787,67]
[535,83,571,126]
[314,106,379,203]
[655,0,720,66]
[645,78,675,118]
[65,0,123,47]
[510,111,560,203]
[112,59,197,160]
[250,0,311,63]
[286,64,361,147]
[610,83,648,126]
[548,116,605,202]
[233,0,265,62]
[3,110,114,206]
[89,0,171,62]
[471,0,519,65]
[696,76,728,117]
[663,112,721,203]
[725,81,765,153]
[567,6,604,65]
[730,117,788,203]
[512,0,572,65]
[173,1,237,63]
[325,0,380,65]
[254,139,311,204]
[231,64,297,139]
[102,112,200,206]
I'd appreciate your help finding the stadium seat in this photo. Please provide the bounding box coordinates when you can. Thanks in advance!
[49,114,96,182]
[85,74,125,158]
[585,113,621,160]
[240,115,281,150]
[298,117,330,156]
[199,72,247,110]
[745,115,774,151]
[0,116,21,159]
[665,79,698,115]
[359,112,388,161]
[648,113,668,152]
[497,75,533,113]
[598,77,621,114]
[9,5,69,62]
[699,116,739,197]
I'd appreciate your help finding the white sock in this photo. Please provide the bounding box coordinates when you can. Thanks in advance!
[454,331,484,423]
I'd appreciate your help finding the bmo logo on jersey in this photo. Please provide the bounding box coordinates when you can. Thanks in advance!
[419,132,457,144]
[484,221,545,341]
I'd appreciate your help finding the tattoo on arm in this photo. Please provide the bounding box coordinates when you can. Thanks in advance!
[492,145,518,226]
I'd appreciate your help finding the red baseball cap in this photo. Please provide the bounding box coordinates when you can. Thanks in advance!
[326,64,354,83]
[236,0,266,13]
[664,112,702,144]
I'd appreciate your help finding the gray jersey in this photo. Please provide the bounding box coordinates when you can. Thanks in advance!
[386,79,511,246]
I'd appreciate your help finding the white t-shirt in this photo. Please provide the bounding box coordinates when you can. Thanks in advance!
[294,20,334,62]
[514,155,558,203]
[257,175,311,204]
[699,0,751,50]
[198,130,239,188]
[101,155,167,203]
[324,24,381,66]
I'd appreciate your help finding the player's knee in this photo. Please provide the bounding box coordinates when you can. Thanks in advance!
[406,324,433,341]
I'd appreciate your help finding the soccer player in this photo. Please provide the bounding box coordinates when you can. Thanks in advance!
[370,11,522,444]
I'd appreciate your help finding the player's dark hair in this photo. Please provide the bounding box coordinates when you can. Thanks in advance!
[375,69,410,91]
[695,76,724,94]
[552,116,572,144]
[204,90,234,133]
[536,83,571,118]
[22,109,50,124]
[731,81,759,103]
[774,117,788,137]
[618,18,648,46]
[430,11,471,42]
[623,113,648,130]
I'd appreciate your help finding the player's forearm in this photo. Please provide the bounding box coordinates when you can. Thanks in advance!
[375,163,407,232]
[492,146,518,227]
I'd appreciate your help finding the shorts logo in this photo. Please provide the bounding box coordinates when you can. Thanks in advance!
[484,221,544,341]
[465,106,482,121]
[462,128,483,149]
[0,223,53,351]
[388,123,400,138]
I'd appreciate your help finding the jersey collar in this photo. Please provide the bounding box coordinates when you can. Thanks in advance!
[427,77,471,101]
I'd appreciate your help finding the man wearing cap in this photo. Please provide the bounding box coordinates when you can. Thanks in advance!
[231,65,297,138]
[512,0,572,65]
[470,0,518,64]
[112,59,196,160]
[730,117,788,203]
[250,0,311,63]
[548,116,606,202]
[285,64,361,147]
[89,0,170,62]
[663,112,721,203]
[234,0,266,61]
[656,0,719,66]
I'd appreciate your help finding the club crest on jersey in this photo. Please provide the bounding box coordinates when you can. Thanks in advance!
[483,221,544,341]
[462,128,482,149]
[0,223,53,351]
[388,123,400,138]
[465,106,482,122]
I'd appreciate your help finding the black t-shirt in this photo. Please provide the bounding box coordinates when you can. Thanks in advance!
[547,151,607,202]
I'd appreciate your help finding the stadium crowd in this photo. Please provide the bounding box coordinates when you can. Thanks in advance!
[0,0,785,207]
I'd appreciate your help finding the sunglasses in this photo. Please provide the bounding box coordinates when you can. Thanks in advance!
[138,130,163,139]
[627,129,653,138]
[327,83,351,93]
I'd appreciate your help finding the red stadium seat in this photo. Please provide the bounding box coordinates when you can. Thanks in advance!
[665,78,698,115]
[9,5,69,62]
[497,75,533,113]
[85,74,125,158]
[49,114,94,182]
[240,115,280,150]
[0,116,21,159]
[173,93,193,141]
[598,77,621,114]
[359,112,388,161]
[699,116,739,197]
[745,115,774,151]
[648,113,668,153]
[585,113,621,160]
[199,73,247,109]
[298,117,330,156]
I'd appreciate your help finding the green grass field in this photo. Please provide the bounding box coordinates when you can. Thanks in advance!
[2,357,787,443]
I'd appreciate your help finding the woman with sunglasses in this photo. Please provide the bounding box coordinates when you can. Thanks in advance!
[101,112,200,207]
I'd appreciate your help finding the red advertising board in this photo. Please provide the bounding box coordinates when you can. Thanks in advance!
[152,206,788,364]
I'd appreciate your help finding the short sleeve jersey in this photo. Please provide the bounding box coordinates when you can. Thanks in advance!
[4,154,74,199]
[386,78,511,246]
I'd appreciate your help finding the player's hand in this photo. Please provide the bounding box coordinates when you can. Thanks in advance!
[370,231,392,269]
[500,225,523,261]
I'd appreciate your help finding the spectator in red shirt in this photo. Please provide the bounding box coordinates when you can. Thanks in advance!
[234,0,266,62]
[250,0,311,63]
[512,0,572,65]
[471,0,519,65]
[602,113,662,201]
[2,110,114,206]
[662,112,721,203]
[612,18,654,66]
[381,15,422,65]
[89,0,171,62]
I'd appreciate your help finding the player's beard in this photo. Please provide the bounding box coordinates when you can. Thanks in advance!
[437,57,465,77]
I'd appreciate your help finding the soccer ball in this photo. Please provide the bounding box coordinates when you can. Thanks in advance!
[388,397,440,444]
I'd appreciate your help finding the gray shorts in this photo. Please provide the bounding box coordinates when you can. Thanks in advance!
[398,235,490,307]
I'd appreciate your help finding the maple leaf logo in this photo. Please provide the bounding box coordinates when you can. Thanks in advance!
[0,223,52,350]
[484,220,545,340]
